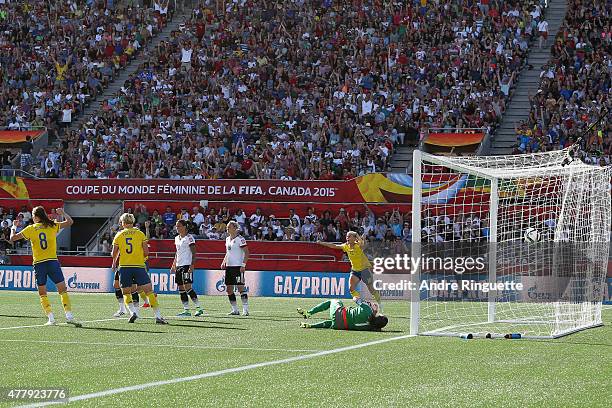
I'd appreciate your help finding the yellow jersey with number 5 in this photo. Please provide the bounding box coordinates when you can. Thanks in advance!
[112,227,148,267]
[20,222,61,264]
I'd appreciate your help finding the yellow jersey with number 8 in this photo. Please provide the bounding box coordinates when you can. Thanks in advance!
[112,228,148,267]
[20,222,61,264]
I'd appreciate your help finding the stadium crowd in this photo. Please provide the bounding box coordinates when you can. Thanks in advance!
[512,0,611,166]
[25,0,546,180]
[97,203,497,256]
[0,0,172,168]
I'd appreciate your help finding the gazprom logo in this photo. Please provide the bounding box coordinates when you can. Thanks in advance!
[68,273,100,290]
[216,277,248,293]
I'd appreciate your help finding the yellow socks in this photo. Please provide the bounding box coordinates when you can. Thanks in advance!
[124,292,133,306]
[146,292,159,309]
[40,295,52,315]
[59,292,72,313]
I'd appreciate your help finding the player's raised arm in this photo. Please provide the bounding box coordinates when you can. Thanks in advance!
[316,240,343,250]
[55,208,74,229]
[357,233,367,248]
[9,219,25,242]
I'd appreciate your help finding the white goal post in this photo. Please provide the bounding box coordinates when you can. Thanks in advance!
[410,148,611,339]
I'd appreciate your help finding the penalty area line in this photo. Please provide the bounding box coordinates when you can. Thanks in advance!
[18,334,416,407]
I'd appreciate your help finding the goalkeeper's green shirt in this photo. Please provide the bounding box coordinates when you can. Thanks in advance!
[334,303,373,330]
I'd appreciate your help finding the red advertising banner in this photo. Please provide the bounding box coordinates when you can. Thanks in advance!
[0,172,494,205]
[0,173,436,204]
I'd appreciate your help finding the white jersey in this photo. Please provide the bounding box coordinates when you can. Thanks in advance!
[175,234,196,266]
[225,234,247,266]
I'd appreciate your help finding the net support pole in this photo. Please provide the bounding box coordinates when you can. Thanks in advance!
[488,178,499,323]
[410,149,422,335]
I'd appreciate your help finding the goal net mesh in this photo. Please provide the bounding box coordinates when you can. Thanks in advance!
[411,148,611,338]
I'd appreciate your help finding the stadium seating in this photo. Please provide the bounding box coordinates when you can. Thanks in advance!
[0,0,170,144]
[511,0,610,166]
[35,0,542,180]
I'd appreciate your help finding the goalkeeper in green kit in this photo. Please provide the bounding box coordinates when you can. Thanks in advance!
[297,298,388,331]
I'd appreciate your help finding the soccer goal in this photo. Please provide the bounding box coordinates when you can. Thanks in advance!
[410,148,611,339]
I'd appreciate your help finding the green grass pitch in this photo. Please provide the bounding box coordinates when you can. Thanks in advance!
[0,291,610,407]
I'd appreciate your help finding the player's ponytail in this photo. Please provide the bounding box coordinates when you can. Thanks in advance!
[32,206,55,228]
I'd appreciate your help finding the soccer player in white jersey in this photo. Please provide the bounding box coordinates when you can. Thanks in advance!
[221,220,250,315]
[173,219,204,317]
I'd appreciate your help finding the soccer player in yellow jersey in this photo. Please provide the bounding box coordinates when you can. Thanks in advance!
[10,206,81,327]
[111,226,149,317]
[112,213,167,324]
[318,231,382,308]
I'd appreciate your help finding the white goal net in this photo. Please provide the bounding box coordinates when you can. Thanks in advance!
[410,148,611,339]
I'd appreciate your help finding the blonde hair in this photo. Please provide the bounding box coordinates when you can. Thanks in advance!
[346,231,359,239]
[119,213,136,226]
[227,220,240,230]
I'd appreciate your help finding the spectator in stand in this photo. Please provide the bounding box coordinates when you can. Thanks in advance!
[334,208,350,234]
[191,206,204,227]
[301,218,315,242]
[163,206,177,227]
[0,248,10,265]
[304,208,318,224]
[20,136,34,170]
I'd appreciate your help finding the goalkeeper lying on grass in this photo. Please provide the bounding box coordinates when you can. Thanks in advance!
[297,298,388,331]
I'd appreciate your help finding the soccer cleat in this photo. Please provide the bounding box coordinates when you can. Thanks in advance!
[128,313,138,323]
[142,303,150,309]
[194,308,204,317]
[44,319,56,326]
[155,317,169,325]
[300,322,311,328]
[67,319,82,328]
[176,310,191,317]
[242,310,249,316]
[297,308,310,319]
[113,310,126,317]
[227,310,240,316]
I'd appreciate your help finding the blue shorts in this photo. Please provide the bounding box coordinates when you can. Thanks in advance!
[119,267,151,288]
[34,260,65,287]
[350,268,373,285]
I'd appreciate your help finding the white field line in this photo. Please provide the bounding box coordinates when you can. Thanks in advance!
[0,338,319,353]
[18,334,416,407]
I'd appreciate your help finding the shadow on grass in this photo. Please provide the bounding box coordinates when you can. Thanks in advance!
[169,322,247,330]
[211,316,295,322]
[0,314,44,320]
[168,318,236,325]
[74,326,166,334]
